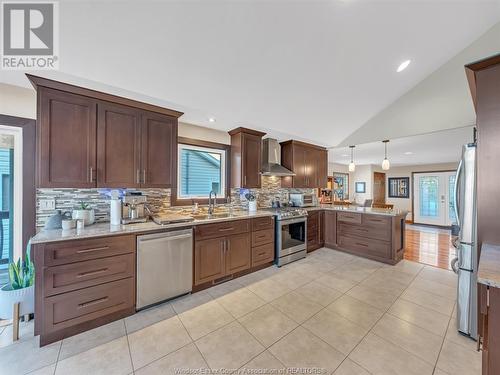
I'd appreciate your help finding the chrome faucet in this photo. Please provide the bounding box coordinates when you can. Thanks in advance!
[208,191,217,215]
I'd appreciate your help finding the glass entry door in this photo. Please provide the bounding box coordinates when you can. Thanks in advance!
[0,128,19,287]
[413,171,456,226]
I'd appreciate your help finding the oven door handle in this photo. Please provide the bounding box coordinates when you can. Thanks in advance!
[279,217,307,226]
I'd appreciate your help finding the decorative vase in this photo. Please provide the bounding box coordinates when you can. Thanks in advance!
[72,209,95,225]
[0,284,34,318]
[248,201,257,212]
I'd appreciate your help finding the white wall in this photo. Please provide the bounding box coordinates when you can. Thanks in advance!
[0,83,36,119]
[178,122,230,144]
[328,162,349,175]
[372,162,458,220]
[350,165,373,205]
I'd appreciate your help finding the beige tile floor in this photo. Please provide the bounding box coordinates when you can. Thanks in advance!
[0,248,481,375]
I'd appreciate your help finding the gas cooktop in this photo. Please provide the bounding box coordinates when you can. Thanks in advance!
[265,207,308,220]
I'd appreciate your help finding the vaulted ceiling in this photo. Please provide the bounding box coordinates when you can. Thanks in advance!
[2,1,500,146]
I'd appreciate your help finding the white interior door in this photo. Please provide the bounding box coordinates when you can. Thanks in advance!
[413,171,456,226]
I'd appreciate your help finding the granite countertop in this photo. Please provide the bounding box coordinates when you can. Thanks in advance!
[478,243,500,288]
[31,210,275,245]
[306,204,408,217]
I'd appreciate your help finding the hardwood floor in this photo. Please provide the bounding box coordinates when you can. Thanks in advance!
[404,225,456,270]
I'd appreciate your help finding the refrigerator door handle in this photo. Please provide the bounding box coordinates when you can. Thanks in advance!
[454,158,463,228]
[451,257,459,274]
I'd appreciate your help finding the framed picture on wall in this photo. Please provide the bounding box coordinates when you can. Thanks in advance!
[355,182,366,193]
[388,177,410,198]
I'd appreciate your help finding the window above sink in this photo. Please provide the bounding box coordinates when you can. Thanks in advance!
[172,137,230,206]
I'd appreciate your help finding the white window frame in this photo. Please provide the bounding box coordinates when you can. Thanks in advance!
[177,143,227,199]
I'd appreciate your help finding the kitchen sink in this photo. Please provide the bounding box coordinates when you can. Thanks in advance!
[191,212,239,220]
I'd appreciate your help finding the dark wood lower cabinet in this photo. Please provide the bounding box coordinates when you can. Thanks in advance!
[322,209,405,265]
[479,283,500,375]
[33,235,136,346]
[307,210,322,252]
[194,217,275,288]
[225,233,251,274]
[194,237,226,285]
[323,210,337,248]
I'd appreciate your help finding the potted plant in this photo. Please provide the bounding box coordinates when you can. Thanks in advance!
[72,201,95,225]
[0,243,35,321]
[245,192,257,212]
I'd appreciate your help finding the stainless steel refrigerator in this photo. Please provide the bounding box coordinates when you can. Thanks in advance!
[452,143,477,340]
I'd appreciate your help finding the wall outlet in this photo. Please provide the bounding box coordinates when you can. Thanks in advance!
[40,199,56,210]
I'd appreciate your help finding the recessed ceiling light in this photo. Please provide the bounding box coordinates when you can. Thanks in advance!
[208,117,216,123]
[397,59,411,73]
[341,154,348,157]
[404,151,413,155]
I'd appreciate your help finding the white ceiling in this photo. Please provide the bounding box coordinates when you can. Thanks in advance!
[330,126,473,167]
[2,1,500,147]
[340,21,500,147]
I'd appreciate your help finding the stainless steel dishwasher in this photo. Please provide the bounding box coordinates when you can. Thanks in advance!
[136,228,193,310]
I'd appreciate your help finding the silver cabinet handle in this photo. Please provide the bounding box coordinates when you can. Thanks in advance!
[136,169,140,184]
[89,167,94,183]
[143,170,146,184]
[244,175,247,186]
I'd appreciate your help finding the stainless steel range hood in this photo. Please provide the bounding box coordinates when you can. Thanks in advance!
[261,138,296,176]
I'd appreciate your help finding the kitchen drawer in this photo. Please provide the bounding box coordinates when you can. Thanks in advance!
[43,277,134,334]
[195,219,250,240]
[337,212,362,224]
[43,235,135,266]
[252,229,274,247]
[338,223,391,241]
[362,215,391,227]
[44,253,135,297]
[251,243,274,267]
[337,235,390,258]
[252,216,274,232]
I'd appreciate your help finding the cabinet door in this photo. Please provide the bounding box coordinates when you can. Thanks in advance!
[225,232,251,275]
[319,210,325,245]
[141,112,177,188]
[324,210,337,247]
[307,211,319,251]
[293,145,307,188]
[194,237,226,285]
[305,148,318,188]
[317,150,328,189]
[38,88,97,188]
[242,133,262,188]
[97,102,141,188]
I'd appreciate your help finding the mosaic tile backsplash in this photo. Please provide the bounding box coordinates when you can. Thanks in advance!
[36,176,316,229]
[36,188,171,228]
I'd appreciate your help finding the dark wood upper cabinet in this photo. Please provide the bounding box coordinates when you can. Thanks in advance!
[37,87,97,188]
[229,127,266,188]
[30,75,182,189]
[280,140,327,188]
[317,149,328,189]
[97,102,141,188]
[141,112,177,188]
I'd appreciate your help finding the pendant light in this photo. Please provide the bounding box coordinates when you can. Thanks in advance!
[348,145,356,172]
[382,140,390,170]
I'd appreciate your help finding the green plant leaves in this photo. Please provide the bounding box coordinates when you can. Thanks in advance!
[7,240,35,290]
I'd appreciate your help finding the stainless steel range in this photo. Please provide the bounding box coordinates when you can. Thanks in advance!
[269,207,308,266]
